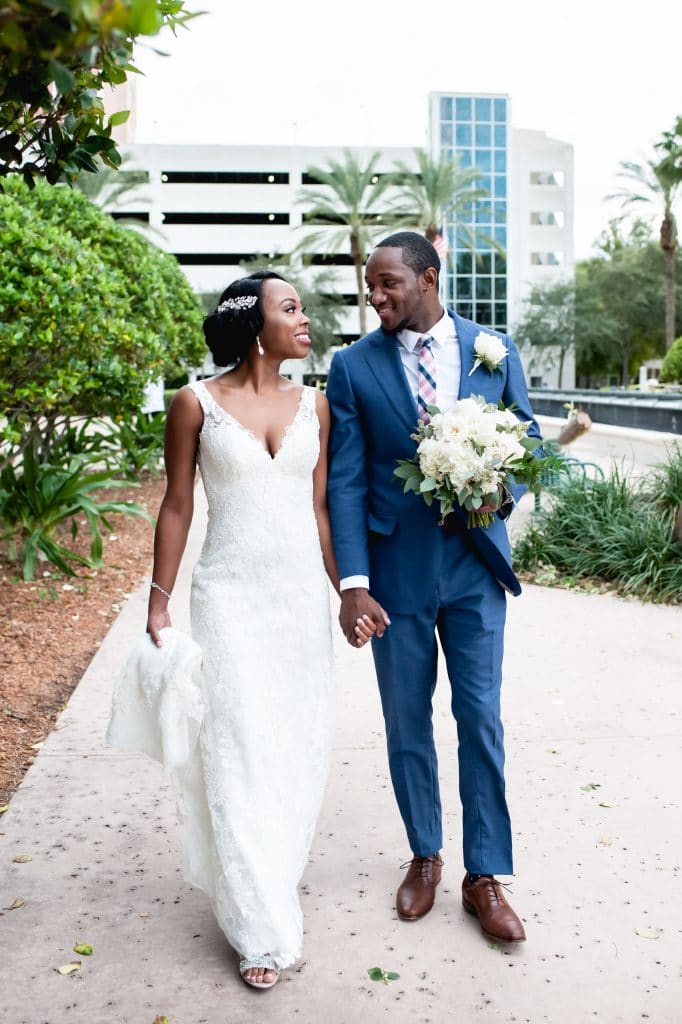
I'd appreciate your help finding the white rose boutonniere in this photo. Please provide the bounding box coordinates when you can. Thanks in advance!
[468,332,509,376]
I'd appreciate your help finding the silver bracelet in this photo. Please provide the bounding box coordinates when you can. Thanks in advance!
[150,581,172,600]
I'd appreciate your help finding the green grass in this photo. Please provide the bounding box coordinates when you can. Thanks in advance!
[513,447,682,604]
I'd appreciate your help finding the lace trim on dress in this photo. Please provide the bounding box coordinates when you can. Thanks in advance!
[188,380,317,457]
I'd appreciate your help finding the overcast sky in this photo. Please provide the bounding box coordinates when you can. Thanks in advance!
[131,0,681,259]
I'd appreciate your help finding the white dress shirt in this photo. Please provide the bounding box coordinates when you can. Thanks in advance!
[395,308,460,411]
[339,309,460,593]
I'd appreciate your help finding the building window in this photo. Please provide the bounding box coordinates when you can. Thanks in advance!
[531,252,563,266]
[436,93,509,331]
[530,211,564,226]
[530,171,565,187]
[301,171,387,186]
[173,253,291,266]
[160,171,289,184]
[307,254,355,266]
[162,212,289,225]
[111,212,150,223]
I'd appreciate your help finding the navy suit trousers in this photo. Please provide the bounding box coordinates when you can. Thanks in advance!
[370,531,513,874]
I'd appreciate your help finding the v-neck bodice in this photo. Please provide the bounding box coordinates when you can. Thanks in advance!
[197,381,308,461]
[186,380,321,577]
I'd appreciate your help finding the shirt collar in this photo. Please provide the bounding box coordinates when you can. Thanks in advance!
[397,308,455,354]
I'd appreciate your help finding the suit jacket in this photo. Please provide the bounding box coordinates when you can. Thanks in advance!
[325,310,542,612]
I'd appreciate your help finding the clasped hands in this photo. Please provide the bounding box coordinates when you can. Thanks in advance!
[339,588,391,648]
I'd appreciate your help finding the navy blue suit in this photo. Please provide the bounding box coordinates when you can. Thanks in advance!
[326,310,541,872]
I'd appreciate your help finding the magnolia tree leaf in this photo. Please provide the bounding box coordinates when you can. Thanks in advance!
[0,804,8,814]
[6,897,25,910]
[13,854,32,863]
[74,943,93,956]
[635,927,659,939]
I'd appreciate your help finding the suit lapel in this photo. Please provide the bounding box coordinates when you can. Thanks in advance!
[365,330,418,432]
[453,312,476,399]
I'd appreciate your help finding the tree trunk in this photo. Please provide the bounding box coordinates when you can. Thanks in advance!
[661,215,676,351]
[350,232,366,337]
[557,347,566,388]
[621,342,631,385]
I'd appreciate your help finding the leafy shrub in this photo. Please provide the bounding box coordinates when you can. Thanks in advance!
[109,413,166,479]
[0,443,151,581]
[660,337,682,383]
[513,457,682,604]
[0,178,204,466]
[653,444,682,513]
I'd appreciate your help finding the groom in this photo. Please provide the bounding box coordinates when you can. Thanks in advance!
[326,232,541,943]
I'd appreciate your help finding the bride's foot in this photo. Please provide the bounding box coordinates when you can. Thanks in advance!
[240,954,279,990]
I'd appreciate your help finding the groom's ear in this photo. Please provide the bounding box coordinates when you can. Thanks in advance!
[422,267,439,291]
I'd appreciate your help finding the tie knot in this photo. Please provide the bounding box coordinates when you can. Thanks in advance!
[418,334,434,353]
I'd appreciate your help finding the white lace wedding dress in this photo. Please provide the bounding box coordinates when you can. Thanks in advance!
[108,381,334,969]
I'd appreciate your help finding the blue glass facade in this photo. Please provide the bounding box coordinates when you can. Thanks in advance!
[437,94,508,330]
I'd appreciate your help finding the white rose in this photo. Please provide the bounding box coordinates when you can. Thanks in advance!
[417,437,445,479]
[495,408,521,430]
[492,433,526,465]
[469,332,509,375]
[440,399,481,440]
[470,412,499,448]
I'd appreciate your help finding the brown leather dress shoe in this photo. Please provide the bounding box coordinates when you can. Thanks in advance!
[396,854,443,920]
[461,874,526,942]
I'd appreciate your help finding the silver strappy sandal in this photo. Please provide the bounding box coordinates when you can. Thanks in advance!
[239,954,279,990]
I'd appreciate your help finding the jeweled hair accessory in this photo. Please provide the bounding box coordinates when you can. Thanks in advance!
[217,295,258,313]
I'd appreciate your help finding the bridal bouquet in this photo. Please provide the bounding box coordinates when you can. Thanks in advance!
[394,396,553,529]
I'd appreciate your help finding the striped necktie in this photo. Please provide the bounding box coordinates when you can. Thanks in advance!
[417,335,437,424]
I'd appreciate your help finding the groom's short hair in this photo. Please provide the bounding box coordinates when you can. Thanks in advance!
[375,231,440,282]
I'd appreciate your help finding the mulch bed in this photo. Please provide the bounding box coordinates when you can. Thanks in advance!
[0,474,167,807]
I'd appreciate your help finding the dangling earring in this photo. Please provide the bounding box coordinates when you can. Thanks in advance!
[256,336,264,356]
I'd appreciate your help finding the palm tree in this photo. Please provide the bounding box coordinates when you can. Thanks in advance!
[389,148,488,249]
[73,154,158,237]
[297,150,392,336]
[609,152,680,351]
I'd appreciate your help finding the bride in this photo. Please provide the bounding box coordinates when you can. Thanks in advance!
[129,272,384,989]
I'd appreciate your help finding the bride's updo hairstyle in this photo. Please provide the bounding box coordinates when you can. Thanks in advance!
[203,270,285,368]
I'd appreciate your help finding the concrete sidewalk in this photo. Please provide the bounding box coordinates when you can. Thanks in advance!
[2,491,681,1024]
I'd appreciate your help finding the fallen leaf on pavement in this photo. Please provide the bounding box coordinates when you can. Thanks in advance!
[367,966,400,985]
[580,783,601,791]
[153,1017,170,1024]
[598,801,617,808]
[0,805,8,815]
[74,943,93,956]
[6,897,25,910]
[13,854,32,863]
[56,962,81,975]
[599,836,613,846]
[139,912,150,918]
[635,927,659,939]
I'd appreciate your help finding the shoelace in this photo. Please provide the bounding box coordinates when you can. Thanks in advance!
[400,855,444,877]
[474,877,513,903]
